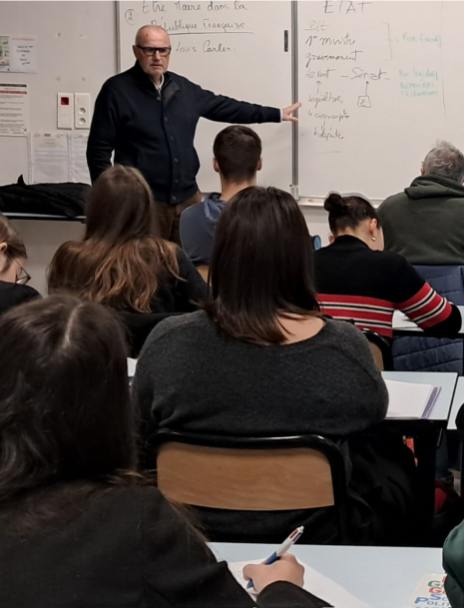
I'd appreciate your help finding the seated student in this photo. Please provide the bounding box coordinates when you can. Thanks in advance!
[0,295,322,608]
[379,141,464,264]
[179,125,261,273]
[444,519,464,606]
[314,192,461,339]
[0,213,39,314]
[134,186,418,545]
[48,165,207,356]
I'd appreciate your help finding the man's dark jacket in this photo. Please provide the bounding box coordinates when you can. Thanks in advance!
[87,63,280,204]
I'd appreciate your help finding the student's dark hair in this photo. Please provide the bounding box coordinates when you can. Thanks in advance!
[48,165,179,312]
[0,295,136,508]
[0,214,27,272]
[324,192,380,234]
[206,186,319,343]
[213,125,261,181]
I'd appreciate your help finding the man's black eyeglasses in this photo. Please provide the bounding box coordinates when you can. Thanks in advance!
[136,46,171,57]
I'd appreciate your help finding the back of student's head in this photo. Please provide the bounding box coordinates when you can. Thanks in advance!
[422,141,464,183]
[324,192,379,235]
[213,126,261,182]
[0,295,134,505]
[207,186,318,343]
[85,164,158,243]
[0,214,27,272]
[49,165,179,312]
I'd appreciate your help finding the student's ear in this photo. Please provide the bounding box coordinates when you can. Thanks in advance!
[368,218,378,237]
[257,158,262,172]
[213,158,220,173]
[329,233,335,244]
[420,162,425,176]
[0,242,7,254]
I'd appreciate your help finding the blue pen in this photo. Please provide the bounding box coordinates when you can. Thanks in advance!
[246,525,305,589]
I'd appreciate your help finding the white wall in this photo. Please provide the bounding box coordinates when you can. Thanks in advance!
[0,1,116,293]
[0,1,329,295]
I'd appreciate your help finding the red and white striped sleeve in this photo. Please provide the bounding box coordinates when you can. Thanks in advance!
[398,283,452,329]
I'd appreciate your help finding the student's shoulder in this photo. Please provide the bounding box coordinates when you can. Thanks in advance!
[181,194,222,220]
[89,484,170,532]
[0,281,40,310]
[323,317,375,352]
[323,317,364,342]
[145,310,209,342]
[371,248,414,274]
[379,190,405,210]
[180,200,207,224]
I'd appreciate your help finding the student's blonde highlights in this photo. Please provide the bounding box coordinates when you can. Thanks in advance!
[48,165,179,312]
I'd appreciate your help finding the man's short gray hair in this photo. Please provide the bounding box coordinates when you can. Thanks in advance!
[422,141,464,183]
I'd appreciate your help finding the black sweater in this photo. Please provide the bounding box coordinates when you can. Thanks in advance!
[314,236,461,338]
[0,280,40,315]
[87,63,280,204]
[0,485,325,607]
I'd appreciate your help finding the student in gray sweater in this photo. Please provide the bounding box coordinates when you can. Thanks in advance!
[134,186,419,545]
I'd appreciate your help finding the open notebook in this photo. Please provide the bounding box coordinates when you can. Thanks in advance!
[385,379,441,419]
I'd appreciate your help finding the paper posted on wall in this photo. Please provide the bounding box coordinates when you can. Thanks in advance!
[28,132,91,184]
[0,82,29,136]
[0,35,37,73]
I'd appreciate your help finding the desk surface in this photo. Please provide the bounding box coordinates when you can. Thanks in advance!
[393,307,464,335]
[210,542,444,608]
[382,371,457,422]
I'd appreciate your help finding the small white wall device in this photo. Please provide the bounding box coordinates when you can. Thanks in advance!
[74,93,91,129]
[57,92,74,129]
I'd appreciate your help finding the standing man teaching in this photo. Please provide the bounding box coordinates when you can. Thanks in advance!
[87,25,301,242]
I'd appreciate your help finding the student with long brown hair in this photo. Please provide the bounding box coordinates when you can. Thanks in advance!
[48,165,207,354]
[0,213,39,313]
[133,186,418,545]
[0,295,321,607]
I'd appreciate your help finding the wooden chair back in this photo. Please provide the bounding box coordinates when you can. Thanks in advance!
[157,442,334,510]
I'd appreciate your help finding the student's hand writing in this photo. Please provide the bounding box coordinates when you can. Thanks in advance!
[243,553,305,593]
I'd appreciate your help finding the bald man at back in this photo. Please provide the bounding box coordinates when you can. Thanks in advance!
[87,25,300,242]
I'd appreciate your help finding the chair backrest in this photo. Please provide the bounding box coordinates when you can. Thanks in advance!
[392,265,464,374]
[363,329,392,370]
[155,431,349,537]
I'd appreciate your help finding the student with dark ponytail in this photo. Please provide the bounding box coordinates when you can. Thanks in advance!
[314,192,461,339]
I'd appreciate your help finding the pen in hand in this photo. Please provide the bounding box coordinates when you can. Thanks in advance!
[246,525,305,589]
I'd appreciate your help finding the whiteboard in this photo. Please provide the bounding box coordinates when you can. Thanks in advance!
[117,0,293,193]
[297,1,464,201]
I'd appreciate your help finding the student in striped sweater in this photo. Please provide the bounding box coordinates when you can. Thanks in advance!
[314,192,461,339]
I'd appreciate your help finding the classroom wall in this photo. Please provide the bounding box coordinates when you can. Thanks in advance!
[0,1,329,295]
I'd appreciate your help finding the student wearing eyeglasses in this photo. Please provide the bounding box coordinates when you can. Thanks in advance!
[0,214,39,314]
[87,25,301,243]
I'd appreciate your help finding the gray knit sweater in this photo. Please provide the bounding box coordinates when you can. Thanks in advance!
[133,312,388,439]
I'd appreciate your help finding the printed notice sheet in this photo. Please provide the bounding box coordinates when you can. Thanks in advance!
[28,132,91,184]
[0,35,37,73]
[0,82,29,136]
